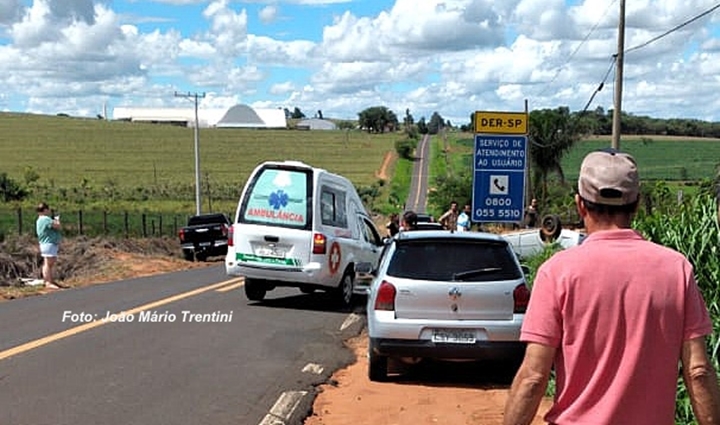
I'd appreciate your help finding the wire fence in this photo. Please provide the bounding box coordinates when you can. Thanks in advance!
[0,207,202,239]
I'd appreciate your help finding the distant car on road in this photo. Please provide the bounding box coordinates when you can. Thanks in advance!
[415,221,444,231]
[415,213,435,223]
[357,230,530,381]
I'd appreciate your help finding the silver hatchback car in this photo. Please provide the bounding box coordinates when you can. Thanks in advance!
[358,230,530,381]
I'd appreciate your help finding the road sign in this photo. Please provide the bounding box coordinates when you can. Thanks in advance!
[474,111,528,135]
[472,134,527,223]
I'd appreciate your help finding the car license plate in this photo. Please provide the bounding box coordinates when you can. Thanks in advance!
[199,242,212,247]
[431,329,476,344]
[255,246,286,258]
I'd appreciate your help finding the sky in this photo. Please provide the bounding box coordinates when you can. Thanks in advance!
[1,0,719,125]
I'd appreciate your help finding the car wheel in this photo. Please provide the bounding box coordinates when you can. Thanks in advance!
[368,346,388,382]
[336,271,354,307]
[183,250,195,262]
[244,278,267,301]
[300,287,315,294]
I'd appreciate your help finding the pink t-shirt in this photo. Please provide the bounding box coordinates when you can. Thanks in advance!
[521,229,712,425]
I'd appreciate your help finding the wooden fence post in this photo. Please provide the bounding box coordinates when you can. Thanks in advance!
[142,214,147,237]
[78,209,84,236]
[103,211,108,235]
[17,207,22,235]
[124,212,129,238]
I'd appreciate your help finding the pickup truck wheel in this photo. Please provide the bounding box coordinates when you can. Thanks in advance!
[182,250,195,262]
[244,278,266,301]
[336,271,354,308]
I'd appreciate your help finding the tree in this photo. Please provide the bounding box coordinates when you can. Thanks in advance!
[427,112,445,135]
[528,107,581,203]
[417,117,428,134]
[357,106,399,133]
[0,172,28,202]
[291,107,305,119]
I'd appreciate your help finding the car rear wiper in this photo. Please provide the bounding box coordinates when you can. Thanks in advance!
[452,267,502,280]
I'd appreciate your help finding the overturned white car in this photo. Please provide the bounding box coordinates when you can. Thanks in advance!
[501,215,586,259]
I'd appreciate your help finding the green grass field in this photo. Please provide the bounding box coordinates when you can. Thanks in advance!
[448,133,720,182]
[0,112,396,187]
[0,112,402,235]
[563,136,720,181]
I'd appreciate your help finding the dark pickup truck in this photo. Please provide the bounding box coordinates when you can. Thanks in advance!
[178,213,231,261]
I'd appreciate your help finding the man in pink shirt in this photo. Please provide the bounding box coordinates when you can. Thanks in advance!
[503,149,720,425]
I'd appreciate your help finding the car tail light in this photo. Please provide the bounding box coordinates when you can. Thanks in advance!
[312,233,327,254]
[178,228,185,242]
[227,225,234,247]
[374,281,396,311]
[513,284,530,314]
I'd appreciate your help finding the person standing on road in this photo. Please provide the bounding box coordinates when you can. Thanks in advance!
[400,210,418,232]
[457,204,472,232]
[503,149,720,425]
[35,202,63,289]
[438,201,459,231]
[523,198,539,228]
[386,212,400,237]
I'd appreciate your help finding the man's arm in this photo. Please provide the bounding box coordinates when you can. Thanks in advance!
[681,336,720,425]
[503,342,555,425]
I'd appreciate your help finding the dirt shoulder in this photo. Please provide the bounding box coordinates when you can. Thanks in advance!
[0,235,214,301]
[304,329,553,425]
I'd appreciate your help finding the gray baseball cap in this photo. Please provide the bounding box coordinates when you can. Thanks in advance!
[578,149,639,206]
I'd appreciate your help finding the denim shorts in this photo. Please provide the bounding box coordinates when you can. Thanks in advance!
[39,243,59,258]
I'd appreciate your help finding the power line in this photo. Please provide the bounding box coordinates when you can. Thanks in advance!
[625,2,720,55]
[537,0,617,97]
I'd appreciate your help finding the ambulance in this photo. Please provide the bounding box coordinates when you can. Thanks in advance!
[225,160,384,307]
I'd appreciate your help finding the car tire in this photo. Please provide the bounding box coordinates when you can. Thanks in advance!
[368,345,388,382]
[336,271,354,308]
[244,278,267,301]
[183,250,195,262]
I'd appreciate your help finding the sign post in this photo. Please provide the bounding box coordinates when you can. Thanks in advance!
[472,111,528,225]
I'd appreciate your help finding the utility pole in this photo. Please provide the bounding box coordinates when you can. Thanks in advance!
[611,0,626,150]
[175,91,206,216]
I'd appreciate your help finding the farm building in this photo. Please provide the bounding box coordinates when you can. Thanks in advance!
[112,104,287,129]
[296,118,337,130]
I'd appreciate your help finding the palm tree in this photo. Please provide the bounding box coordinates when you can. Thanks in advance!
[528,107,582,202]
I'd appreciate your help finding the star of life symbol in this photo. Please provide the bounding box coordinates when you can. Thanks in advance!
[329,242,342,274]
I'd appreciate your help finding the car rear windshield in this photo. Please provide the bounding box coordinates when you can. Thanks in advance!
[238,166,313,230]
[387,239,522,282]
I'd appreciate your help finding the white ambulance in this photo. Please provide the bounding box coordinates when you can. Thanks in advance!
[225,160,385,307]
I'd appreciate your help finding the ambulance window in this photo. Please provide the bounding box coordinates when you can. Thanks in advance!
[320,188,347,228]
[239,167,311,229]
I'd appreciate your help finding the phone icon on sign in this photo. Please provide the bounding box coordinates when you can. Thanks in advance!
[489,175,509,195]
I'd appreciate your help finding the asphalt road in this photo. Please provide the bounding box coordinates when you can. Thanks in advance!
[405,134,431,213]
[0,265,364,425]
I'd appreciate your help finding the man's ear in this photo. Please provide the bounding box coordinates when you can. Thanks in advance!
[575,194,587,218]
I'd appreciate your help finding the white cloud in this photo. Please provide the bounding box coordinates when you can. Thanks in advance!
[259,5,277,24]
[1,0,720,124]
